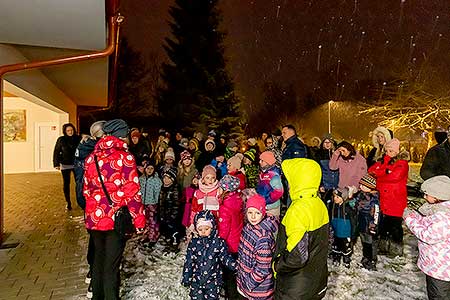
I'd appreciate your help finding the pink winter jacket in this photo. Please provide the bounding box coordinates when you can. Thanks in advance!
[329,151,367,189]
[218,191,244,253]
[404,201,450,281]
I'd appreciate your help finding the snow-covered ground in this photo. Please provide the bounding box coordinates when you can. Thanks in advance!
[120,229,427,300]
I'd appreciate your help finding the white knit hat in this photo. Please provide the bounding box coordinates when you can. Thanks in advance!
[421,175,450,201]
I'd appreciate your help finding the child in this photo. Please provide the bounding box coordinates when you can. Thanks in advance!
[355,174,380,270]
[211,150,227,180]
[139,161,162,247]
[159,167,181,252]
[242,149,259,189]
[190,165,221,225]
[177,150,198,192]
[404,175,450,300]
[330,187,357,268]
[182,210,236,300]
[182,173,200,238]
[237,194,278,300]
[218,175,244,300]
[159,148,176,177]
[227,155,246,191]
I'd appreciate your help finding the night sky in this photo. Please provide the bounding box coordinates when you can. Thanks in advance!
[121,1,450,118]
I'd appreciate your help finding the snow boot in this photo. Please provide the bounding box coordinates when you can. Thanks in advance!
[388,242,403,258]
[378,238,390,255]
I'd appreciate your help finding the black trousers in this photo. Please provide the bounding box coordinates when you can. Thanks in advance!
[360,233,378,261]
[91,230,125,300]
[426,275,450,300]
[61,169,75,206]
[87,230,95,268]
[331,237,353,263]
[379,214,403,243]
[223,253,242,300]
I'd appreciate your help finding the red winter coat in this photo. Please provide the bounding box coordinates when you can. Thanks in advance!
[83,136,145,231]
[218,191,244,253]
[368,154,409,217]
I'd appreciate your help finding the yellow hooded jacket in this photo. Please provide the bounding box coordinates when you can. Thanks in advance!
[273,158,329,300]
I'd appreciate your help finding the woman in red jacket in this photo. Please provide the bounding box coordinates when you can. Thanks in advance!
[83,119,145,299]
[368,138,409,257]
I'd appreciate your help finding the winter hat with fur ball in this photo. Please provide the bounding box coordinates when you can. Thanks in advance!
[384,138,400,155]
[421,175,450,201]
[246,194,266,215]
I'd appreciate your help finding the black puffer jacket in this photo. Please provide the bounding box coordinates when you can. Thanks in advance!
[420,139,450,180]
[53,123,80,167]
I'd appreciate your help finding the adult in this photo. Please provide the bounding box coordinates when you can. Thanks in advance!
[73,120,105,298]
[53,123,81,210]
[366,126,393,168]
[129,128,151,166]
[315,134,339,204]
[369,138,409,257]
[420,127,450,180]
[265,135,282,168]
[329,141,367,189]
[83,119,145,299]
[281,124,308,161]
[273,158,329,300]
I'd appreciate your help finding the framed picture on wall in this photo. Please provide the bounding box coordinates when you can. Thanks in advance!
[3,109,26,142]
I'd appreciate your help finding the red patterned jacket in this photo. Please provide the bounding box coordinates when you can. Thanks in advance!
[83,136,145,231]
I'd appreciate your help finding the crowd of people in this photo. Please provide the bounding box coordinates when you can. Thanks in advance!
[52,120,450,300]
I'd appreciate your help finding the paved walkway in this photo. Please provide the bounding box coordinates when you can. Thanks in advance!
[0,172,89,300]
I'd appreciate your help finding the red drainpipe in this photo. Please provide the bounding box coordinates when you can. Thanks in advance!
[0,0,121,245]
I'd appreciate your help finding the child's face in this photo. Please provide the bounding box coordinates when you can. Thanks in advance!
[158,146,165,153]
[216,155,224,163]
[247,207,263,226]
[189,142,196,150]
[197,225,212,237]
[360,184,371,193]
[227,162,237,173]
[425,194,439,204]
[259,159,269,168]
[163,175,173,186]
[131,137,139,145]
[165,158,174,165]
[333,194,344,205]
[205,143,214,151]
[242,157,251,165]
[182,158,192,166]
[145,165,155,176]
[203,174,216,186]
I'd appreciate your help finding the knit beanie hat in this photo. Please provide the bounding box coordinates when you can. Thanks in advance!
[180,150,192,161]
[163,167,177,182]
[130,129,141,139]
[246,194,266,215]
[359,174,377,190]
[205,139,216,151]
[202,165,217,178]
[227,156,242,171]
[227,140,238,149]
[244,149,256,162]
[89,120,106,138]
[165,149,175,161]
[421,175,450,201]
[333,187,350,201]
[260,151,276,165]
[103,119,129,138]
[219,175,240,192]
[385,138,400,154]
[179,138,189,149]
[189,138,199,151]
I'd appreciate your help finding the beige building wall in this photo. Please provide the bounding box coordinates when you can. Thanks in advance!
[3,81,70,174]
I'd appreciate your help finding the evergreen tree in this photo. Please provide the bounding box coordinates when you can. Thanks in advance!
[158,0,242,135]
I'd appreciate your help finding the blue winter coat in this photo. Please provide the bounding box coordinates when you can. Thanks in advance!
[355,191,380,235]
[211,158,227,179]
[281,135,308,161]
[182,210,236,290]
[139,174,162,205]
[74,138,97,210]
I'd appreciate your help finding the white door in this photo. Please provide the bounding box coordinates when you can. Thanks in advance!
[35,123,59,172]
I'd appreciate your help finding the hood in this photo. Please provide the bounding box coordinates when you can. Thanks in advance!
[256,214,278,235]
[94,135,128,152]
[282,158,321,201]
[194,210,217,237]
[371,126,392,149]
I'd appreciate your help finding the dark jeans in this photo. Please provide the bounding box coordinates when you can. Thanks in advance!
[379,214,403,243]
[426,275,450,300]
[61,169,75,206]
[91,230,125,300]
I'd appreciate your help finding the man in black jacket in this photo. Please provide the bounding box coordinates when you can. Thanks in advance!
[281,124,308,161]
[420,127,450,180]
